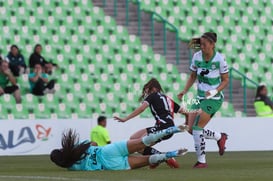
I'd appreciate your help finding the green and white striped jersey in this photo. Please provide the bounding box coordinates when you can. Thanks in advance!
[190,50,229,100]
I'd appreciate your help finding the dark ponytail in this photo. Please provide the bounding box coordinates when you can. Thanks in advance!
[50,129,90,168]
[139,78,164,102]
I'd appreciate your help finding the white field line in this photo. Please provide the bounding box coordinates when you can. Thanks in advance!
[0,175,91,181]
[0,175,148,181]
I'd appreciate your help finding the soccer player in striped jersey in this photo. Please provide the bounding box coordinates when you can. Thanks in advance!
[177,32,229,168]
[114,78,188,168]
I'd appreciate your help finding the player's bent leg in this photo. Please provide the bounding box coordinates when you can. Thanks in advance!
[203,128,221,140]
[192,111,211,168]
[192,127,207,168]
[149,148,188,167]
[129,129,148,154]
[127,139,147,154]
[128,156,150,169]
[128,149,187,170]
[150,148,188,169]
[127,126,187,153]
[187,112,199,135]
[142,126,187,147]
[129,128,147,140]
[203,128,228,155]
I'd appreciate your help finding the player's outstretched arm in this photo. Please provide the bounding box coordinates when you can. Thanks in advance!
[114,102,149,122]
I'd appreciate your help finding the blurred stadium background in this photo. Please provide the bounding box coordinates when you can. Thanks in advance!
[0,0,272,119]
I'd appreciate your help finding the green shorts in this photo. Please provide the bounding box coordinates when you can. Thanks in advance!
[191,98,223,116]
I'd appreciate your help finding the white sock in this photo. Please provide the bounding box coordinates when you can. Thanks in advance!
[203,129,221,141]
[142,133,163,146]
[148,154,166,165]
[142,126,179,146]
[193,129,206,163]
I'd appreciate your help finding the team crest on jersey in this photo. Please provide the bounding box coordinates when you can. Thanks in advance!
[211,63,216,70]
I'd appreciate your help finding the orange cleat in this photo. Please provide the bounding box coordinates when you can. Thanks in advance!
[217,133,228,156]
[165,158,180,168]
[193,161,208,168]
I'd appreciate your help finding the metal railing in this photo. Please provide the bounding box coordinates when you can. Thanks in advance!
[102,0,180,64]
[151,13,180,64]
[229,67,259,114]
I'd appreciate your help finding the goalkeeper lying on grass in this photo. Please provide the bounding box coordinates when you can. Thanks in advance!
[50,125,188,171]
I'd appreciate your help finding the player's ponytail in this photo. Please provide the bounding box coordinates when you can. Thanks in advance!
[50,129,90,168]
[188,37,201,49]
[139,78,164,102]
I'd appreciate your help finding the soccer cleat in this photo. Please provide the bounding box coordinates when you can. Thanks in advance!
[149,149,187,169]
[149,158,180,169]
[166,158,179,168]
[166,148,188,158]
[193,161,208,168]
[217,133,228,156]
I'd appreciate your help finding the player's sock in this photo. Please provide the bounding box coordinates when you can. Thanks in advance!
[149,154,166,165]
[149,149,188,165]
[143,146,161,155]
[142,126,181,146]
[193,128,206,163]
[166,149,188,158]
[203,128,221,141]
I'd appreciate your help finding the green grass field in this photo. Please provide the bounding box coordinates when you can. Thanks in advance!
[0,151,273,181]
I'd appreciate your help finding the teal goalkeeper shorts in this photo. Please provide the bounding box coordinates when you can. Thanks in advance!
[191,98,223,116]
[98,141,130,170]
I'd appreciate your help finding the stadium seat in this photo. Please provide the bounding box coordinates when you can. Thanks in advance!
[13,104,29,119]
[2,0,266,119]
[33,103,51,119]
[0,104,8,119]
[219,101,235,117]
[55,102,71,119]
[131,0,272,92]
[73,102,93,118]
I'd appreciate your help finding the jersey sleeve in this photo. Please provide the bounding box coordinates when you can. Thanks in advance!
[189,54,197,72]
[219,57,229,74]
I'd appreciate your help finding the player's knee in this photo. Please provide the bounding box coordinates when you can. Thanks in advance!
[130,134,142,140]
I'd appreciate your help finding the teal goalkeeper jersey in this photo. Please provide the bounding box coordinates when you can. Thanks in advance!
[69,146,104,171]
[190,50,229,100]
[68,141,130,171]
